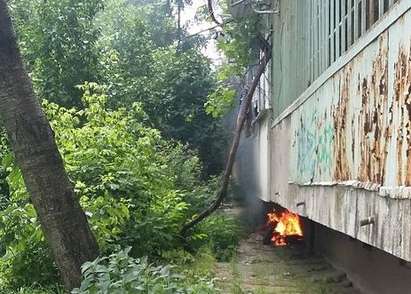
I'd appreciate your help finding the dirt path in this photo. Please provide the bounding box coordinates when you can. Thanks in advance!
[215,233,361,294]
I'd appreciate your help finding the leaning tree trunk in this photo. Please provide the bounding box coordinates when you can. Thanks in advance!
[0,1,99,290]
[181,49,272,235]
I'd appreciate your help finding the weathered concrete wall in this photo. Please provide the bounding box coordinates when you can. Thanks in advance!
[269,6,411,261]
[233,129,260,199]
[233,114,271,202]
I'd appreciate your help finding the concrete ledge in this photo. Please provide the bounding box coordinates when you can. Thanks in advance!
[273,184,411,262]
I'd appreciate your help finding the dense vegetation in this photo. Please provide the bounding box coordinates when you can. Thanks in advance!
[205,5,267,119]
[0,0,246,292]
[8,0,227,175]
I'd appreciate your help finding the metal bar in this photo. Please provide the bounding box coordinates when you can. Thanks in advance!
[379,0,385,16]
[315,0,322,77]
[341,0,347,53]
[296,201,306,207]
[306,0,311,84]
[322,0,328,70]
[325,0,330,67]
[361,0,367,34]
[354,0,359,40]
[369,0,374,27]
[301,1,306,87]
[314,0,318,78]
[230,0,247,7]
[330,0,335,63]
[359,216,376,227]
[292,0,298,97]
[315,0,321,78]
[308,0,311,82]
[323,0,330,70]
[336,0,341,58]
[347,0,353,47]
[296,0,301,90]
[311,0,317,80]
[304,0,308,88]
[370,0,380,26]
[310,0,314,82]
[318,0,323,73]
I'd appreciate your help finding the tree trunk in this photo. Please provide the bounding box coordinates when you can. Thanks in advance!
[0,1,99,290]
[181,49,272,235]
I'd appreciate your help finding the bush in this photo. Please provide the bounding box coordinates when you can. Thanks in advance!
[194,215,241,262]
[0,286,63,294]
[0,196,59,287]
[0,83,217,287]
[0,132,9,210]
[72,247,218,294]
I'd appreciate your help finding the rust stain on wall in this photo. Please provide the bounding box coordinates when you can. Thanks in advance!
[356,37,389,184]
[330,36,390,185]
[333,67,352,181]
[394,44,411,185]
[291,32,411,189]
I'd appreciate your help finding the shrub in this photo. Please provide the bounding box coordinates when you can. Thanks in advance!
[0,83,216,287]
[0,132,9,210]
[72,247,218,294]
[0,285,63,294]
[194,215,241,262]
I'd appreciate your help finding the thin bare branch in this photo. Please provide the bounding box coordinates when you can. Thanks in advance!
[181,49,272,235]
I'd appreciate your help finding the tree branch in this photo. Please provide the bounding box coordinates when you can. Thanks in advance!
[181,49,272,235]
[207,0,223,26]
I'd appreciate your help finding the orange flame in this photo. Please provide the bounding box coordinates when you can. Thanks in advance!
[267,210,303,246]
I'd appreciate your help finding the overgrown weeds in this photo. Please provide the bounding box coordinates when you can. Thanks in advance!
[0,84,241,292]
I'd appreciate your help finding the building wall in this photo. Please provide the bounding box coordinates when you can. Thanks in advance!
[269,1,411,262]
[233,113,271,202]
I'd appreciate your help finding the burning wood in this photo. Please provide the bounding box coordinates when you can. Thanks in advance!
[266,210,303,246]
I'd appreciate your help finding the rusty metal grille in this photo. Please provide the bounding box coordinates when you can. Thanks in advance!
[247,58,271,123]
[308,0,399,83]
[272,0,404,119]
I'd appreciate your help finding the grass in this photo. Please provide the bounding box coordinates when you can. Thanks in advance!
[0,285,64,294]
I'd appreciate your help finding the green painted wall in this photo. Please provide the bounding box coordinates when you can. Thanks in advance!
[271,0,311,118]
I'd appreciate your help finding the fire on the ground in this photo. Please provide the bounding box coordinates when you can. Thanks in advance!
[267,210,303,246]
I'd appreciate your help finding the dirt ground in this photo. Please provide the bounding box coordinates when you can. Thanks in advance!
[215,233,361,294]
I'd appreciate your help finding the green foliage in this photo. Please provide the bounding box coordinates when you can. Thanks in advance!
[0,0,243,290]
[0,155,60,287]
[47,83,206,255]
[9,0,104,107]
[96,0,226,174]
[194,215,241,262]
[146,47,228,174]
[205,85,236,118]
[0,84,219,287]
[148,48,214,137]
[204,9,266,119]
[0,132,9,210]
[95,0,155,108]
[216,14,263,75]
[72,247,218,294]
[9,0,227,175]
[0,285,63,294]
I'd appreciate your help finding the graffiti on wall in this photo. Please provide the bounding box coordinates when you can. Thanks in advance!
[289,10,411,191]
[294,105,334,183]
[289,30,411,188]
